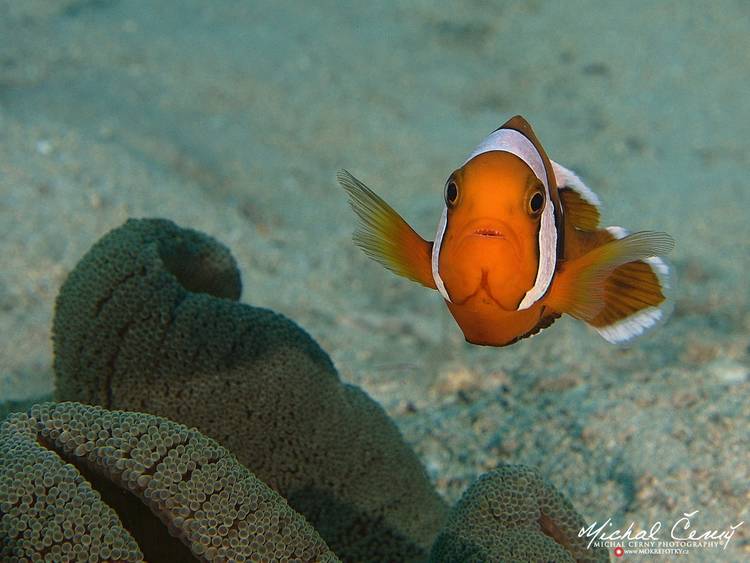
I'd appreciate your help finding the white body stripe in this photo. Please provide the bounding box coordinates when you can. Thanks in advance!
[431,128,557,310]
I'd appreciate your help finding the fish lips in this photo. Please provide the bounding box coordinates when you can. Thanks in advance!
[472,227,505,239]
[457,219,521,253]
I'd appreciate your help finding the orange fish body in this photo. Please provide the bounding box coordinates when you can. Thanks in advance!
[339,116,673,347]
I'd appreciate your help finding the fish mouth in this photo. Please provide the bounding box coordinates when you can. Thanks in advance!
[473,228,505,239]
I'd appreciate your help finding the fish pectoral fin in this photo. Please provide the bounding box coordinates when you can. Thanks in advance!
[337,169,436,289]
[553,161,601,231]
[547,231,674,333]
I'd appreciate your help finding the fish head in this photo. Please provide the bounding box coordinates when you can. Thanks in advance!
[436,150,547,310]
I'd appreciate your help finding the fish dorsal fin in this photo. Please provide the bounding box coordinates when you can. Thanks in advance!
[559,187,600,231]
[552,161,601,231]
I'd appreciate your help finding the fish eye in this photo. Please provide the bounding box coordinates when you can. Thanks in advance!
[528,191,545,215]
[445,180,459,207]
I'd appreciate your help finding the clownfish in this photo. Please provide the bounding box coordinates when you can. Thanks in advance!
[338,115,674,347]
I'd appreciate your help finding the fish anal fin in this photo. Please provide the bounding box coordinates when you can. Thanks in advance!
[547,230,674,329]
[338,169,436,289]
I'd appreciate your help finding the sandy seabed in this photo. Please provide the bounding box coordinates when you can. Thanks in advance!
[1,1,748,560]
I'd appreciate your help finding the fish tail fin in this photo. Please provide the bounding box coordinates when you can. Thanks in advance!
[547,228,674,343]
[337,169,436,289]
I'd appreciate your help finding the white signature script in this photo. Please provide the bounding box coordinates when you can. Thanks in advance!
[579,511,744,551]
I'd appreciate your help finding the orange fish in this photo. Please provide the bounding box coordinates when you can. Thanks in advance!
[338,115,674,347]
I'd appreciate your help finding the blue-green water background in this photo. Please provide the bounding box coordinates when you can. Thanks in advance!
[1,1,748,560]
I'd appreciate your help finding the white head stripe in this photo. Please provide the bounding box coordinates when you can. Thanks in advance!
[463,129,548,186]
[431,207,451,301]
[461,128,558,310]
